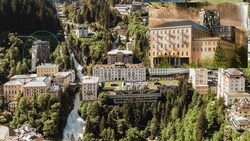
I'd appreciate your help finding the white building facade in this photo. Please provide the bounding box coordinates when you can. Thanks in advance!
[217,69,249,105]
[92,63,146,82]
[82,76,99,101]
[189,68,208,95]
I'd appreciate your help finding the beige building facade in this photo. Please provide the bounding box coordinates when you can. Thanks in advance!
[189,68,208,95]
[150,20,243,67]
[82,76,99,101]
[37,63,59,76]
[192,37,235,64]
[23,77,52,100]
[3,80,25,102]
[54,71,73,92]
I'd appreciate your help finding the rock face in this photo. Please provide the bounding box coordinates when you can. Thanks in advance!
[149,2,248,31]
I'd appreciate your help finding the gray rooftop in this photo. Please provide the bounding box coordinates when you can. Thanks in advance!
[152,20,211,32]
[82,76,99,83]
[55,71,71,78]
[10,75,30,80]
[24,77,51,87]
[225,69,243,76]
[108,49,133,55]
[36,63,59,69]
[4,79,31,86]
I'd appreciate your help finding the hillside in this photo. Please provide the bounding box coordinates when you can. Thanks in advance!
[0,0,62,34]
[149,2,248,31]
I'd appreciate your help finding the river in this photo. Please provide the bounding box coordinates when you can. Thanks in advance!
[62,93,85,141]
[62,36,85,140]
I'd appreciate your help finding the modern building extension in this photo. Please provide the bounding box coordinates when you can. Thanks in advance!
[107,49,133,64]
[109,83,162,104]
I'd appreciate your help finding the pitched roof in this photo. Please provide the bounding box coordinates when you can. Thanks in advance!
[225,69,243,76]
[82,76,99,83]
[152,20,211,32]
[36,63,59,69]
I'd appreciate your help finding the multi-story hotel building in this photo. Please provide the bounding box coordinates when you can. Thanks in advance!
[23,77,52,100]
[149,20,245,67]
[233,99,250,118]
[189,68,208,95]
[36,63,59,76]
[3,80,25,102]
[54,71,73,92]
[107,49,133,64]
[230,99,250,130]
[93,63,146,82]
[217,69,250,105]
[31,40,50,71]
[82,76,99,101]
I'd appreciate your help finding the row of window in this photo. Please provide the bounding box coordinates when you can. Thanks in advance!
[151,29,189,35]
[193,41,217,46]
[152,51,189,56]
[152,44,189,48]
[4,90,21,95]
[193,30,209,37]
[193,47,216,52]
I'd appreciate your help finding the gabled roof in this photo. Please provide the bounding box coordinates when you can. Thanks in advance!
[36,63,59,69]
[225,69,243,76]
[152,20,211,32]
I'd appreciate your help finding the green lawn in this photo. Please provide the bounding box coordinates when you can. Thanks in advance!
[104,81,123,90]
[147,82,158,89]
[148,79,179,89]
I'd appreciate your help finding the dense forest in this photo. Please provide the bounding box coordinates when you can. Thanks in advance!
[0,33,29,83]
[64,0,122,29]
[78,79,250,140]
[0,0,61,34]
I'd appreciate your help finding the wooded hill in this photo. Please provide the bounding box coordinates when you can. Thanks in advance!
[0,0,62,34]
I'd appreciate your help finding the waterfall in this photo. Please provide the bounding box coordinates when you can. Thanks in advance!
[62,93,85,141]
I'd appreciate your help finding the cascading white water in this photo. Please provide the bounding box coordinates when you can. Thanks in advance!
[62,93,85,141]
[236,2,248,30]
